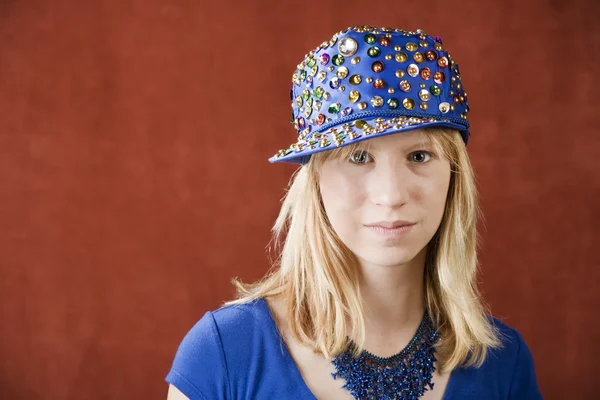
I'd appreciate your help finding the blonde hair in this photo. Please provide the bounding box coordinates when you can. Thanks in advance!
[226,127,502,372]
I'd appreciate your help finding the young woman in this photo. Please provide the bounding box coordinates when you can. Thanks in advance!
[165,25,542,400]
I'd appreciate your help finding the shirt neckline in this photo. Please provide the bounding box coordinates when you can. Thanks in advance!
[257,296,457,400]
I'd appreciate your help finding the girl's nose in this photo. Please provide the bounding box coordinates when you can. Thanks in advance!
[369,162,411,208]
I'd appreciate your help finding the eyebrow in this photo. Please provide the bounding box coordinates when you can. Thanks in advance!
[404,141,434,152]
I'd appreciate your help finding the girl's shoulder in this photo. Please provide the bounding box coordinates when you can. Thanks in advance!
[445,315,542,399]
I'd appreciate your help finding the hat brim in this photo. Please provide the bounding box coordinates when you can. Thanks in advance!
[268,116,469,165]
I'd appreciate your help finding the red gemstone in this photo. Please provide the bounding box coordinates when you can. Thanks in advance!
[420,67,431,80]
[425,50,437,61]
[378,36,390,46]
[434,71,445,84]
[317,114,325,125]
[371,61,384,73]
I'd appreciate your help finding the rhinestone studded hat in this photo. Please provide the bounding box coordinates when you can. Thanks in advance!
[269,26,470,164]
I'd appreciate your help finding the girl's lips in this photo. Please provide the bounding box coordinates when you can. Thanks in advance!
[367,223,415,239]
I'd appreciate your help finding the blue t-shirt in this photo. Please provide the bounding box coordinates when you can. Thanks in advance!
[165,298,542,399]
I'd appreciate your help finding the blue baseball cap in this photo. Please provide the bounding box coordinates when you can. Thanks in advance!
[269,26,470,165]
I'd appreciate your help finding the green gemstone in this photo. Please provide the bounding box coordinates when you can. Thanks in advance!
[302,89,310,100]
[328,102,341,114]
[365,34,376,44]
[314,86,324,99]
[307,57,316,68]
[300,70,307,81]
[387,98,399,109]
[430,85,442,96]
[368,46,381,58]
[306,97,313,109]
[332,55,345,66]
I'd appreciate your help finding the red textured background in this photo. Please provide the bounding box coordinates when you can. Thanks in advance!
[1,1,599,399]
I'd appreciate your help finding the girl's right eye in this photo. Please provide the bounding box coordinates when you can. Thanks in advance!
[349,150,372,164]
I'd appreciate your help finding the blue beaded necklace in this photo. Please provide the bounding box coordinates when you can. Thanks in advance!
[331,311,440,400]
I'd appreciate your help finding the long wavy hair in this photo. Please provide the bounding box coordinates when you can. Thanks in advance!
[225,127,501,372]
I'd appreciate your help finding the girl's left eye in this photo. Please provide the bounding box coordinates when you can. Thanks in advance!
[410,151,432,163]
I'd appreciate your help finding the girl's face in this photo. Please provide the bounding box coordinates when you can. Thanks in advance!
[318,129,451,269]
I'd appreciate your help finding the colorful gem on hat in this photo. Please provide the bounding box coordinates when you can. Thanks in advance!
[329,102,341,114]
[387,98,399,109]
[378,36,391,46]
[435,35,443,44]
[307,57,316,68]
[364,33,376,44]
[372,61,384,72]
[419,41,428,48]
[407,64,419,77]
[403,98,415,110]
[310,65,318,76]
[395,52,408,63]
[405,42,418,52]
[413,52,425,63]
[302,88,310,100]
[355,119,367,129]
[357,102,367,110]
[351,57,361,64]
[434,42,443,51]
[300,70,307,81]
[314,100,322,111]
[418,89,431,101]
[318,71,327,82]
[349,74,362,85]
[368,46,381,57]
[395,70,405,78]
[317,114,326,125]
[365,77,373,83]
[373,79,385,89]
[323,92,330,100]
[295,96,303,107]
[348,90,360,103]
[338,37,358,57]
[399,80,411,92]
[430,85,442,96]
[332,55,345,66]
[314,86,324,99]
[319,53,330,65]
[329,77,341,89]
[420,67,431,80]
[337,66,349,79]
[425,50,437,61]
[439,102,450,113]
[438,56,448,68]
[371,96,384,107]
[341,106,353,116]
[434,71,445,84]
[304,107,312,118]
